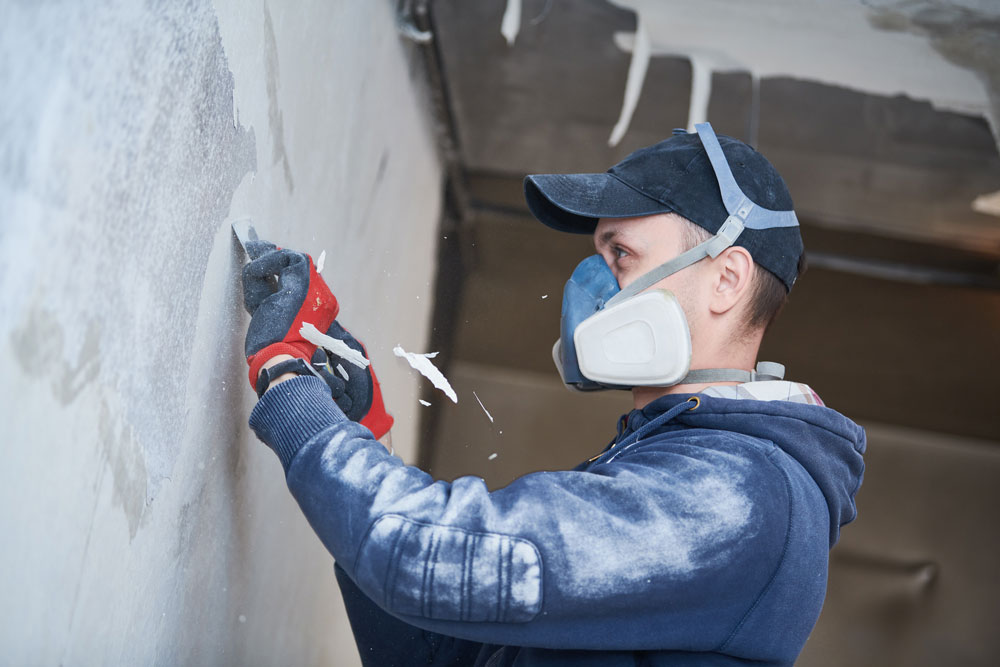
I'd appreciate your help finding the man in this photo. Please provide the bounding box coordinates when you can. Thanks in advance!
[242,123,866,666]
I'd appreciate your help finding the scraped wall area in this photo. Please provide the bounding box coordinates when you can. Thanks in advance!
[0,1,442,664]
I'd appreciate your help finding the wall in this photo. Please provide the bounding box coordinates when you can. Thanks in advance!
[0,1,442,664]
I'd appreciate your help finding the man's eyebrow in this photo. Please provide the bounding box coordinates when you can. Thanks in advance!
[596,229,622,248]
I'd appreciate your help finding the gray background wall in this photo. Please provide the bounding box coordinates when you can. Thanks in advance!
[0,1,441,664]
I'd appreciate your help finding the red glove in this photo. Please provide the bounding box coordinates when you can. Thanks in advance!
[241,241,338,388]
[242,241,394,439]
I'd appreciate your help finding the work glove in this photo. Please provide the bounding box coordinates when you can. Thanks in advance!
[242,241,394,439]
[309,321,394,440]
[242,240,339,386]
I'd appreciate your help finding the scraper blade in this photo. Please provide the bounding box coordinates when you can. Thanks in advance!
[231,219,259,260]
[231,219,278,289]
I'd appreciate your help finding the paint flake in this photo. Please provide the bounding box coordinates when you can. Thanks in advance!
[473,391,494,423]
[541,294,548,299]
[419,399,432,407]
[300,323,370,369]
[608,14,650,146]
[336,363,349,380]
[393,345,458,403]
[488,453,498,461]
[501,0,521,45]
[316,249,326,273]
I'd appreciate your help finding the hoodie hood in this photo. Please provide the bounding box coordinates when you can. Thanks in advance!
[621,391,867,548]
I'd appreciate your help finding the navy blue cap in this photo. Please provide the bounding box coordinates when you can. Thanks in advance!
[524,129,803,290]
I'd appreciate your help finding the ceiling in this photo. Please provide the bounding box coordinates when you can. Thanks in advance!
[431,0,1000,251]
[415,0,1000,457]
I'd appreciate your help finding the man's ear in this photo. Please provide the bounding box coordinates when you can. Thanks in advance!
[708,246,754,315]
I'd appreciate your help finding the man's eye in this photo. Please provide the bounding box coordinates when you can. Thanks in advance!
[613,246,628,259]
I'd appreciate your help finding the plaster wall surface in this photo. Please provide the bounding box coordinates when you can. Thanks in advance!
[0,1,441,664]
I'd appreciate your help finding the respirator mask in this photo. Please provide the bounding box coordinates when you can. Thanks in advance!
[552,122,797,391]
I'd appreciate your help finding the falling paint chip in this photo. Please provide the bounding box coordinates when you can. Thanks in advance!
[488,453,498,461]
[393,345,458,403]
[541,294,548,299]
[419,399,432,407]
[473,391,494,423]
[336,364,349,380]
[316,250,326,273]
[300,323,370,369]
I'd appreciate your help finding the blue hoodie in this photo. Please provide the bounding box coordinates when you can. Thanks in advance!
[249,376,866,666]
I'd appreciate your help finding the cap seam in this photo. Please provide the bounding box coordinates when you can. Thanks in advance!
[606,171,680,213]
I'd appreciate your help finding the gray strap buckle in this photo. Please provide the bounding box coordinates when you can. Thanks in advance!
[694,122,800,231]
[751,361,785,381]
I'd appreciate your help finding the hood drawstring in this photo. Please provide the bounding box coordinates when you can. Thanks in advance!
[599,397,700,464]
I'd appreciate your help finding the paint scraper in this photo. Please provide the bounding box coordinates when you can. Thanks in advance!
[231,218,260,260]
[231,219,278,288]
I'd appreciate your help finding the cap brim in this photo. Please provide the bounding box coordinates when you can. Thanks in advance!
[524,173,673,234]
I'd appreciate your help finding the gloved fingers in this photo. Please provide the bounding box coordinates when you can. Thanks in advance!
[334,391,355,417]
[315,364,348,399]
[325,321,370,358]
[312,338,368,420]
[245,239,277,261]
[244,246,307,280]
[242,262,276,315]
[242,248,311,315]
[311,347,348,397]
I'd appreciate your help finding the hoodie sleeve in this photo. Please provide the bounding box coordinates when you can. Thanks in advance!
[250,376,792,652]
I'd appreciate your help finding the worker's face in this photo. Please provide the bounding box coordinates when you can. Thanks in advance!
[594,212,707,337]
[593,213,697,292]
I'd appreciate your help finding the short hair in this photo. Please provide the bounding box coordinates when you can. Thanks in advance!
[679,217,803,335]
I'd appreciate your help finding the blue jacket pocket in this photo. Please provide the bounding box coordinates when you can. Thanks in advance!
[354,515,543,623]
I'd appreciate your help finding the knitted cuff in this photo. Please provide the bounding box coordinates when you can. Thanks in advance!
[249,375,348,471]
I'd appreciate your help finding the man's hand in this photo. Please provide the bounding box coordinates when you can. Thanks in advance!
[309,321,394,439]
[242,240,394,440]
[242,240,338,388]
[258,353,395,451]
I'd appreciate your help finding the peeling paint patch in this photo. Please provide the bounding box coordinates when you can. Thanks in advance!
[99,399,148,541]
[862,0,1000,150]
[606,0,992,144]
[0,0,257,504]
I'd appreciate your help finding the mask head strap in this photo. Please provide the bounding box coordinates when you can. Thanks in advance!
[606,122,799,308]
[680,361,785,385]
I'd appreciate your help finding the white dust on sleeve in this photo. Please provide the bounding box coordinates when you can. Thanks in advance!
[393,345,458,403]
[300,323,371,369]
